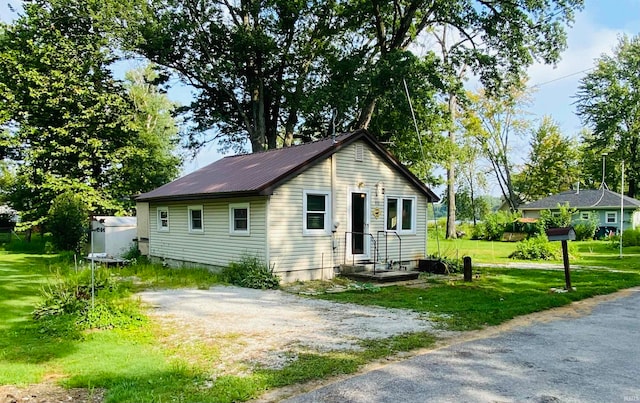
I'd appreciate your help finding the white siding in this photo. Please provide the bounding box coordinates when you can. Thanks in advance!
[268,158,334,282]
[148,197,267,267]
[333,141,428,266]
[267,139,430,281]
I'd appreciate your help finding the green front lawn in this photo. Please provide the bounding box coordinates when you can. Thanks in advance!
[318,266,640,330]
[432,238,640,271]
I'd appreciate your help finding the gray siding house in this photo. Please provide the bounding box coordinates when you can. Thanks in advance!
[135,130,439,282]
[519,189,640,234]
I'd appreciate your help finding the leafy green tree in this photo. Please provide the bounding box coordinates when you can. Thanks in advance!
[463,85,532,211]
[0,4,132,224]
[514,117,581,201]
[452,187,491,224]
[69,0,582,154]
[115,66,183,199]
[0,5,182,227]
[457,136,489,225]
[48,192,89,252]
[576,34,640,197]
[577,128,604,189]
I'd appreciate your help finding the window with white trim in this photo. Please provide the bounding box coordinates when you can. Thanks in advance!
[385,196,416,234]
[606,211,617,224]
[303,190,331,235]
[229,203,250,235]
[188,205,203,232]
[157,207,169,231]
[580,212,590,220]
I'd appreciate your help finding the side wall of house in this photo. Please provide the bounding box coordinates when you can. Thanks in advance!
[268,158,334,282]
[147,197,267,268]
[633,210,640,230]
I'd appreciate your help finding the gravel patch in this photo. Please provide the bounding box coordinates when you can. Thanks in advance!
[138,285,444,369]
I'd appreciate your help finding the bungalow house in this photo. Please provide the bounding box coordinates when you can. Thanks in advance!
[519,188,640,235]
[135,129,439,282]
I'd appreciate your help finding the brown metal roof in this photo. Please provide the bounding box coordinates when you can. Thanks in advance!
[135,129,439,202]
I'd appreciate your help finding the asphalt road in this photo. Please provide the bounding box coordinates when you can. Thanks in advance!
[283,288,640,403]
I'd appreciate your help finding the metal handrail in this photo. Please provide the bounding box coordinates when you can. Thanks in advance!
[343,231,378,272]
[377,230,402,270]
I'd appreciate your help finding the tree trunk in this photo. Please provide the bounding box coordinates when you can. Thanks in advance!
[284,111,297,147]
[446,93,457,239]
[470,176,477,226]
[356,97,377,129]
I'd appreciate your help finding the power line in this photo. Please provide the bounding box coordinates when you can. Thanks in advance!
[530,67,595,88]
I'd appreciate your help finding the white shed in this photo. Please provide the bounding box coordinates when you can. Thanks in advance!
[91,216,137,258]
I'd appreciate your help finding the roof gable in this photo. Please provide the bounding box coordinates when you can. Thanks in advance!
[136,130,439,202]
[520,189,640,210]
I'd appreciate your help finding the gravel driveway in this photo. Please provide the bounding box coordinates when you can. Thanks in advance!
[138,285,444,369]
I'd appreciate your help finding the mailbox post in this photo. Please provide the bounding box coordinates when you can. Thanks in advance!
[546,227,576,291]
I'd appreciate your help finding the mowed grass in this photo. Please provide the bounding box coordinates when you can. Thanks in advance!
[318,241,640,331]
[432,237,640,270]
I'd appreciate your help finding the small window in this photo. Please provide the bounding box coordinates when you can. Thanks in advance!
[157,207,169,231]
[402,199,413,231]
[229,203,250,235]
[580,212,590,220]
[606,212,617,224]
[303,191,331,235]
[188,206,203,232]
[385,196,416,234]
[355,144,364,162]
[386,198,398,230]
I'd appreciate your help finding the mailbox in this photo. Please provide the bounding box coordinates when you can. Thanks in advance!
[545,227,575,291]
[546,227,576,242]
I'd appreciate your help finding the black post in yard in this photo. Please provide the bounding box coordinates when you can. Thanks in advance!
[562,240,572,291]
[463,256,472,282]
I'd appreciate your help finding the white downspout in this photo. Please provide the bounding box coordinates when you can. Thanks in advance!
[265,196,271,271]
[331,154,337,277]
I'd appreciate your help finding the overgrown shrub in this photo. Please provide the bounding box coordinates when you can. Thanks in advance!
[622,229,640,247]
[220,255,280,289]
[33,268,145,336]
[536,203,576,234]
[427,218,447,240]
[509,234,557,260]
[472,211,520,241]
[122,243,142,260]
[47,192,89,252]
[573,219,598,241]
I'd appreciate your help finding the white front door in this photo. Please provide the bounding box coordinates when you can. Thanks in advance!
[347,189,370,260]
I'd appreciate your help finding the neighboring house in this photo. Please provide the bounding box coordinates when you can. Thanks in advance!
[135,129,439,282]
[519,189,640,234]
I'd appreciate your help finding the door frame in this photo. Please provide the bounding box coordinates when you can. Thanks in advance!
[346,187,370,261]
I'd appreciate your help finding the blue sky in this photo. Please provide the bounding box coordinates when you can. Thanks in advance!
[2,1,639,183]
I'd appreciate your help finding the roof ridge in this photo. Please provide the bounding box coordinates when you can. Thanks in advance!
[223,131,356,159]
